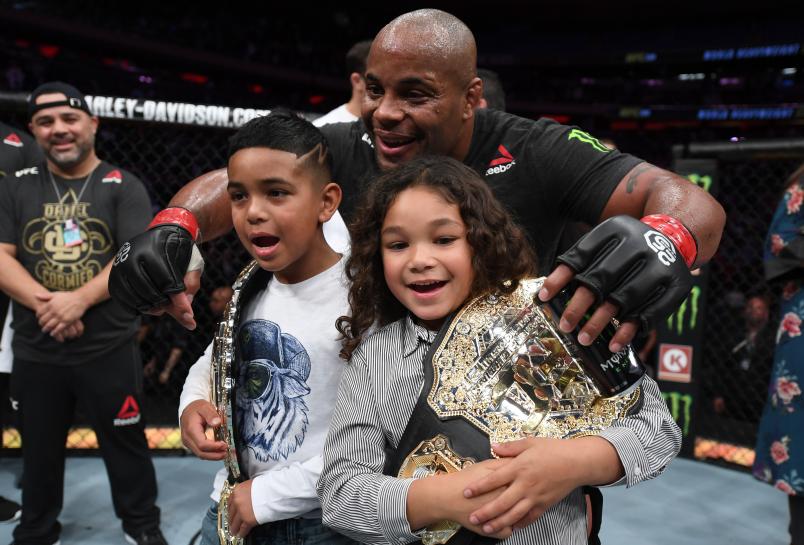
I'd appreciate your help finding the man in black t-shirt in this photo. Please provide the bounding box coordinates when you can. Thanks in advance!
[0,83,168,545]
[0,121,42,180]
[111,10,724,357]
[0,121,41,336]
[108,10,725,542]
[0,121,42,525]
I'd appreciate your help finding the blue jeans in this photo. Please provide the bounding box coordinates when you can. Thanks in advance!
[200,502,358,545]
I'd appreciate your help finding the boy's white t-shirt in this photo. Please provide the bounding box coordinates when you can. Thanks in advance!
[179,257,349,524]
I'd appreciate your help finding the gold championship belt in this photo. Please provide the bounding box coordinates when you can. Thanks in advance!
[211,261,263,545]
[385,277,646,545]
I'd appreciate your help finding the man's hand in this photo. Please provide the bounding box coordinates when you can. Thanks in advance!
[109,207,203,329]
[144,269,202,330]
[52,319,85,343]
[228,480,258,539]
[35,291,89,337]
[540,215,694,352]
[179,399,227,460]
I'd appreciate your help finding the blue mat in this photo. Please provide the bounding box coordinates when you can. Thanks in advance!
[0,456,789,545]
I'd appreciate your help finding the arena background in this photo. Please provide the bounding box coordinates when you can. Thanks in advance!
[1,0,803,473]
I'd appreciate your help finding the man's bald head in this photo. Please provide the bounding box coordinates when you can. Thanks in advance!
[373,9,477,87]
[362,10,483,169]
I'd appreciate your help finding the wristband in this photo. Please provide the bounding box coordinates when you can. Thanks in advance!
[640,214,697,268]
[148,207,201,241]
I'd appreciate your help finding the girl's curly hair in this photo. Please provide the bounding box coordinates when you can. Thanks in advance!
[337,156,536,360]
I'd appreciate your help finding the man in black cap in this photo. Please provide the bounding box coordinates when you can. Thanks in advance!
[0,82,168,545]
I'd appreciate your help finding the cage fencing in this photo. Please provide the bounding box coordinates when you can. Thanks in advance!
[657,139,804,468]
[1,93,253,452]
[2,91,803,462]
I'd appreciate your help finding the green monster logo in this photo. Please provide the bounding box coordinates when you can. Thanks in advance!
[685,173,713,193]
[567,129,610,153]
[667,286,701,335]
[662,391,693,436]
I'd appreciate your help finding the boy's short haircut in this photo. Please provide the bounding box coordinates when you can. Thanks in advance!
[228,111,333,178]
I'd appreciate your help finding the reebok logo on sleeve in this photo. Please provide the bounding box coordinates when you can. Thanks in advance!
[485,145,516,176]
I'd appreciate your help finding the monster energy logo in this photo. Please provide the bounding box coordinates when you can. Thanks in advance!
[662,391,693,436]
[567,129,610,153]
[667,286,701,335]
[685,173,712,193]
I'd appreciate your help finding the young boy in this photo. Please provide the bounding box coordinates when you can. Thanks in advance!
[177,113,356,545]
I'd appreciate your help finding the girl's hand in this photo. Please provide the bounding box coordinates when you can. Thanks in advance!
[408,458,513,540]
[463,437,589,533]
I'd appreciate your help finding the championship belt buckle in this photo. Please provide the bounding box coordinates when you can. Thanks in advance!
[211,261,261,545]
[398,435,475,545]
[390,277,646,545]
[217,481,242,545]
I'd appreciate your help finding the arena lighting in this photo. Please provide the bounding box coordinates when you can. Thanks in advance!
[624,51,657,63]
[782,67,797,75]
[2,427,181,450]
[698,107,795,120]
[249,83,265,94]
[610,121,639,130]
[542,114,570,123]
[138,75,154,84]
[38,44,59,58]
[180,72,209,85]
[678,73,705,81]
[101,58,139,72]
[118,59,136,72]
[308,94,325,105]
[703,43,800,61]
[640,78,664,87]
[618,107,652,119]
[695,437,754,467]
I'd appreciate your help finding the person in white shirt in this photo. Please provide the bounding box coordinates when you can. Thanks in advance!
[312,40,372,128]
[311,40,371,253]
[177,112,356,545]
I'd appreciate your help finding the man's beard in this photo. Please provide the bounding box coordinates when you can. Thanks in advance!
[45,138,93,171]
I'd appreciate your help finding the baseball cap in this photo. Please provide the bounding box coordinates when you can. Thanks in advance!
[28,81,93,119]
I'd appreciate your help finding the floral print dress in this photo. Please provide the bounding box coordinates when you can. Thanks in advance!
[753,178,804,495]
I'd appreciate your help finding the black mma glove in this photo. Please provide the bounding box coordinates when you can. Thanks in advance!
[556,214,697,330]
[109,207,201,312]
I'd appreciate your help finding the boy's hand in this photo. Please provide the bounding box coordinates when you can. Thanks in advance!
[463,438,584,533]
[179,400,227,460]
[228,479,258,538]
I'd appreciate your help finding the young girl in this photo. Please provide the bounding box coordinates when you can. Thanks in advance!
[318,156,681,545]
